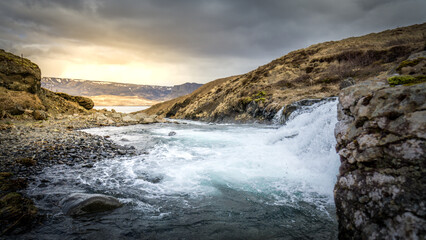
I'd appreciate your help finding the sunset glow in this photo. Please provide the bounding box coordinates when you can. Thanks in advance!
[1,0,425,86]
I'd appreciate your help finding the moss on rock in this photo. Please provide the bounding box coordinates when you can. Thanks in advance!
[0,172,37,235]
[387,75,426,86]
[396,57,425,72]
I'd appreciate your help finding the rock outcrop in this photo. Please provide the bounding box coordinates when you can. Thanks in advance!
[334,81,425,239]
[0,50,41,94]
[60,193,122,216]
[0,50,98,119]
[54,92,94,110]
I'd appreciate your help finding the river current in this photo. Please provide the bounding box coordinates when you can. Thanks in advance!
[20,99,340,239]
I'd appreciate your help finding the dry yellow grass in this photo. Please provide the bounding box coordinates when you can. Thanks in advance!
[0,86,45,111]
[143,23,426,122]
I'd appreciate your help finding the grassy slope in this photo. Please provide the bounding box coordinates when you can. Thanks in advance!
[144,23,426,122]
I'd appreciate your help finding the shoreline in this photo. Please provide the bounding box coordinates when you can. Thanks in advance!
[0,114,151,235]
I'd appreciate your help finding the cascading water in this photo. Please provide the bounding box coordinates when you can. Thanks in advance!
[20,99,340,240]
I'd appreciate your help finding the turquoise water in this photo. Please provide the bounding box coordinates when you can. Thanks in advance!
[21,100,339,239]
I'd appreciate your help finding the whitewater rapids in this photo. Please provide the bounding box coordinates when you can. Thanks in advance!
[22,99,340,239]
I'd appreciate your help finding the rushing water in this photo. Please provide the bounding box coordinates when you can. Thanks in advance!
[20,100,339,240]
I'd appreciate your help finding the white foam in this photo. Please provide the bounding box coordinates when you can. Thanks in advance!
[80,99,339,207]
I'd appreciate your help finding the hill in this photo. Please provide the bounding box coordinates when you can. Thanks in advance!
[143,23,426,122]
[41,77,202,103]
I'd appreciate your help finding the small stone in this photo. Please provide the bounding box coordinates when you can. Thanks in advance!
[33,110,49,120]
[82,164,94,168]
[359,196,369,203]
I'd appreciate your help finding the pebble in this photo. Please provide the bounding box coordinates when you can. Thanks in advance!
[0,118,139,179]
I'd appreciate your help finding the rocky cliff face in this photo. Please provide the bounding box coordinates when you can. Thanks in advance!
[334,81,425,239]
[0,50,41,94]
[0,50,94,119]
[144,23,426,122]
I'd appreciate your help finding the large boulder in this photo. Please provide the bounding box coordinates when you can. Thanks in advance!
[55,92,94,110]
[60,193,122,216]
[334,80,425,239]
[0,49,41,94]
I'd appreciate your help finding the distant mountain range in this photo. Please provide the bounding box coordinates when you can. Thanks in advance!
[41,77,203,103]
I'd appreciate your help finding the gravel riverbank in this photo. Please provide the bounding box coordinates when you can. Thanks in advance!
[0,118,138,178]
[0,114,150,235]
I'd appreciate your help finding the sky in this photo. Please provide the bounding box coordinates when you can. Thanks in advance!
[0,0,425,86]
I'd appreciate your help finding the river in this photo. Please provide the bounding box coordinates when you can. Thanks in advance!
[20,99,339,239]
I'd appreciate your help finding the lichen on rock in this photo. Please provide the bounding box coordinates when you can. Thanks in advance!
[334,81,425,239]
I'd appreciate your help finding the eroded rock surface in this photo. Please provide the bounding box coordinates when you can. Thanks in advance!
[0,49,41,94]
[334,81,425,239]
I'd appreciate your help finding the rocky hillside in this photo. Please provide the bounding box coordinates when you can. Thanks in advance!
[42,77,202,101]
[0,49,95,120]
[144,23,426,122]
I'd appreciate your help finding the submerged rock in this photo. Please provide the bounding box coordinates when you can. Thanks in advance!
[60,193,122,216]
[168,131,176,136]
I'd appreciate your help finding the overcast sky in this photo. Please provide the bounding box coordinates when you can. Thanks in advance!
[0,0,425,86]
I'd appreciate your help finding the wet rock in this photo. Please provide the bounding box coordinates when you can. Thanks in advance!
[339,77,355,90]
[60,193,122,216]
[334,81,426,239]
[276,98,333,124]
[0,192,38,234]
[168,131,176,136]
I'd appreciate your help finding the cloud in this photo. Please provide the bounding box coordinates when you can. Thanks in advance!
[0,0,425,85]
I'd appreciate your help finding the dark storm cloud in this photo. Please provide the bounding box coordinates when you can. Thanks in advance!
[0,0,425,83]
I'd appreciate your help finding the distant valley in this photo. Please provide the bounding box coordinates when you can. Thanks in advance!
[41,77,202,106]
